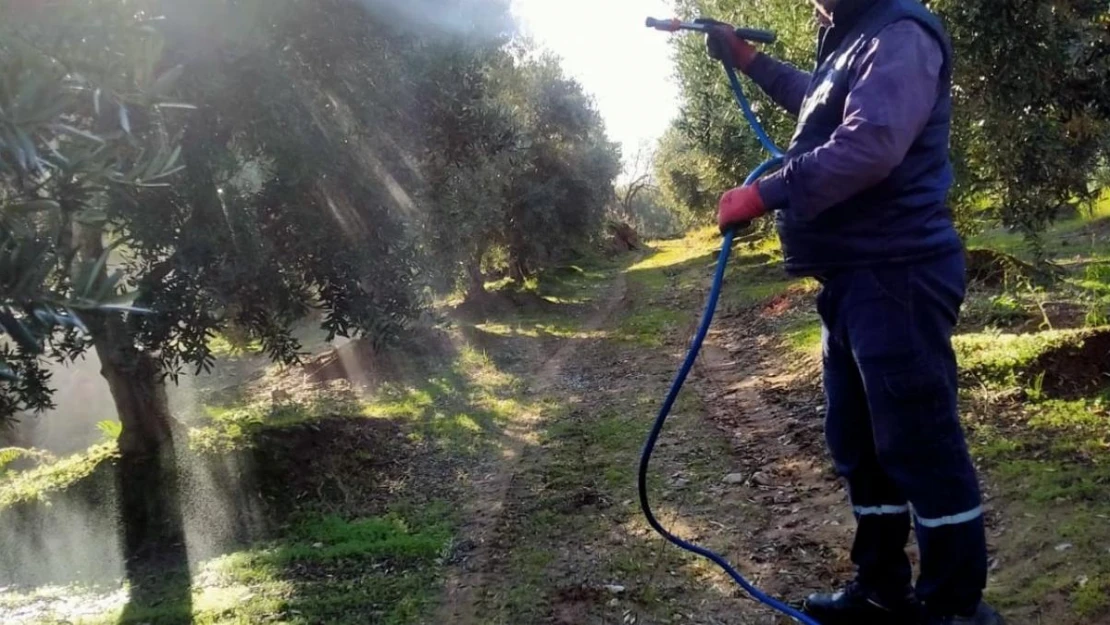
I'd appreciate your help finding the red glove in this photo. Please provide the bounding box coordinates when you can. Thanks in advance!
[717,184,766,233]
[699,21,759,72]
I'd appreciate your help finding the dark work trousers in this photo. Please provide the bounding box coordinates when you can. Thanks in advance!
[816,250,987,616]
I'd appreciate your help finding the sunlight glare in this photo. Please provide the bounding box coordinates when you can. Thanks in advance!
[510,0,679,177]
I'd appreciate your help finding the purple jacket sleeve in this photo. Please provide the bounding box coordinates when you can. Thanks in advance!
[756,20,944,219]
[745,53,812,117]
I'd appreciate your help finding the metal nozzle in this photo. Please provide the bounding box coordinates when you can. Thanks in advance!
[644,17,777,44]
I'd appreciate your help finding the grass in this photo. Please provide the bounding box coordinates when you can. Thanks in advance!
[967,191,1110,260]
[2,341,535,624]
[474,319,608,340]
[24,509,455,625]
[946,203,1110,619]
[1072,576,1110,617]
[953,328,1080,386]
[617,227,809,346]
[618,231,719,347]
[362,347,529,456]
[783,316,822,355]
[207,333,264,359]
[192,387,366,454]
[0,442,117,508]
[960,337,1110,620]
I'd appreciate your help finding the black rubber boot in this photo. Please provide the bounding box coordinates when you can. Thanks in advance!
[924,602,1006,625]
[802,581,921,625]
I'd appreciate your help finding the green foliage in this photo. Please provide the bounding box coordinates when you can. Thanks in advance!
[932,0,1110,244]
[655,125,717,217]
[965,291,1034,328]
[191,389,364,454]
[497,55,623,278]
[95,420,122,442]
[1072,576,1110,617]
[0,447,53,476]
[784,317,822,355]
[0,0,165,394]
[657,0,815,217]
[224,512,452,568]
[620,181,690,238]
[0,443,117,508]
[419,45,621,293]
[362,346,524,455]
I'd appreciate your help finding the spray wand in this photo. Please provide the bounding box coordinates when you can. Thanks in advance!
[637,17,821,625]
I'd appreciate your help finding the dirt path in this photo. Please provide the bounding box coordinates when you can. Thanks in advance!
[436,272,628,625]
[432,235,941,624]
[693,322,855,607]
[430,248,866,625]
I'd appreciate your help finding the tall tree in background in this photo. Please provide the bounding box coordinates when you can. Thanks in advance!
[617,144,657,221]
[415,32,522,298]
[502,55,622,280]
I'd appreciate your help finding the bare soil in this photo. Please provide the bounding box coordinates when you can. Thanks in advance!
[1029,328,1110,398]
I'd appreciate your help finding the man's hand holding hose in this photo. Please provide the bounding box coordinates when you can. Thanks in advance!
[698,19,767,233]
[696,18,759,72]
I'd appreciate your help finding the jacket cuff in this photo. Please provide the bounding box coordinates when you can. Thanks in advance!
[756,172,789,211]
[744,52,775,79]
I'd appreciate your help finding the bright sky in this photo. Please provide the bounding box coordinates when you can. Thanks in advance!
[510,0,680,176]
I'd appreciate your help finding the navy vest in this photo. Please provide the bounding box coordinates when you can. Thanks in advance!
[775,0,962,275]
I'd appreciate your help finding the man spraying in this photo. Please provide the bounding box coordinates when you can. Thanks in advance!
[702,1,1004,624]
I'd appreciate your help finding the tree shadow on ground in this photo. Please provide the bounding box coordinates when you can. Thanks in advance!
[113,442,194,624]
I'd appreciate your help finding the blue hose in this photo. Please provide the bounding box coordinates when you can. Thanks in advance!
[636,56,821,625]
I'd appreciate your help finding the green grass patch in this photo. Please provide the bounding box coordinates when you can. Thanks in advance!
[362,347,525,456]
[207,333,264,358]
[968,192,1110,261]
[192,388,364,454]
[719,279,795,311]
[1072,576,1110,617]
[0,509,455,625]
[0,443,117,508]
[617,228,802,345]
[990,458,1110,503]
[59,510,454,625]
[954,328,1085,386]
[216,509,452,574]
[475,318,607,340]
[783,315,822,355]
[968,426,1023,462]
[617,306,684,347]
[989,570,1077,613]
[1027,398,1110,455]
[618,232,720,346]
